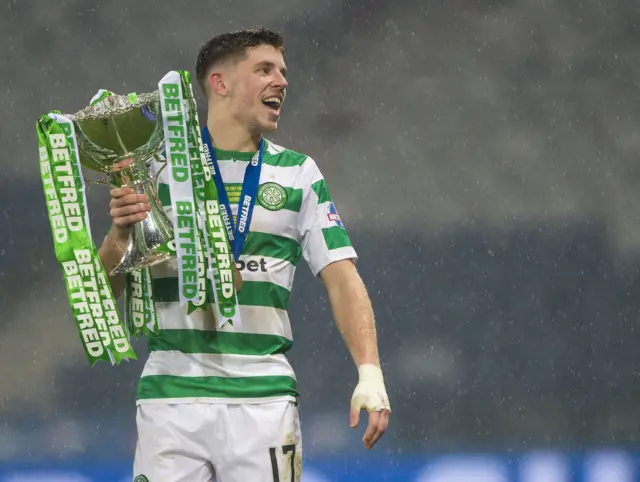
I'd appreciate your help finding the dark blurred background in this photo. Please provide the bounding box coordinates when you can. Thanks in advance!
[2,0,640,479]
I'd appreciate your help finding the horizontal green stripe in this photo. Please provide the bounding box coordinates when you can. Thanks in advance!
[137,374,297,400]
[283,187,302,212]
[239,281,290,309]
[152,278,291,310]
[158,183,302,213]
[148,329,292,355]
[264,146,306,167]
[245,232,301,265]
[322,226,352,250]
[312,179,332,204]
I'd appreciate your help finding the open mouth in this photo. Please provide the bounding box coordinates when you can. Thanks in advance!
[262,96,283,112]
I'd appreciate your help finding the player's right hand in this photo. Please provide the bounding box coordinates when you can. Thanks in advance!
[109,186,151,234]
[107,157,151,236]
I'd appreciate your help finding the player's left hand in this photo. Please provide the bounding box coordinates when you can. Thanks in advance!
[349,364,391,450]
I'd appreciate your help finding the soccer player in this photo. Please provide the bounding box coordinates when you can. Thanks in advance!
[98,27,390,482]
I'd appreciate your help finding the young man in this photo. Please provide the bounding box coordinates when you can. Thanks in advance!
[99,27,390,482]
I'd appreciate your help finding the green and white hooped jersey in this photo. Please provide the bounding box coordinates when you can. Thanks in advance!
[136,140,357,404]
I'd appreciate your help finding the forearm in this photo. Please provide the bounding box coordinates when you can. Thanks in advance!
[323,262,390,447]
[327,271,380,368]
[97,226,127,299]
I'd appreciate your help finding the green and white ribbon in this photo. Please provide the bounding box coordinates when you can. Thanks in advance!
[37,114,136,365]
[124,268,158,337]
[180,71,240,328]
[158,71,206,311]
[184,83,208,314]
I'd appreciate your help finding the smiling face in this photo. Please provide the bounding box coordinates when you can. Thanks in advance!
[209,44,288,133]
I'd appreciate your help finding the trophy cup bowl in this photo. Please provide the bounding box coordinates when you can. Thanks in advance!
[67,92,175,275]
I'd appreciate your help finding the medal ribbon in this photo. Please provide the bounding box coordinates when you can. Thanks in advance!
[201,126,263,262]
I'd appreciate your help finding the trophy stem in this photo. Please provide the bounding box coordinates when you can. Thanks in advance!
[109,178,174,275]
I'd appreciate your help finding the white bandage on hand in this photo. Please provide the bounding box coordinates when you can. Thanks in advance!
[350,364,391,412]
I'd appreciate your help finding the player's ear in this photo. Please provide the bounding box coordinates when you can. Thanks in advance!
[208,71,229,97]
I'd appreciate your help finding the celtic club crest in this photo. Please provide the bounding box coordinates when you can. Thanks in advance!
[257,182,288,211]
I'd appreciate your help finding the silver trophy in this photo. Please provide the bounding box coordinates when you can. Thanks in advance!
[66,92,174,275]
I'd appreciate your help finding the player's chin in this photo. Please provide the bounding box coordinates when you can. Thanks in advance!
[258,116,279,132]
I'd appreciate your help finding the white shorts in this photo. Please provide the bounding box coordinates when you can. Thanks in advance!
[132,400,302,482]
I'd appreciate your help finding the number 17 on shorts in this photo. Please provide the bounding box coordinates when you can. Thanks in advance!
[270,441,301,482]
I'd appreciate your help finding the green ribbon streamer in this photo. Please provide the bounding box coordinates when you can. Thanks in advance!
[180,71,240,327]
[37,114,137,365]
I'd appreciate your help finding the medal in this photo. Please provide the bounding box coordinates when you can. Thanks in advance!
[233,262,243,292]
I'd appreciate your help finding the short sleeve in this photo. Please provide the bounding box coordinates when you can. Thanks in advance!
[297,157,358,276]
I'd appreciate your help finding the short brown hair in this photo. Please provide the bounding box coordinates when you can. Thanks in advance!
[195,27,285,94]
